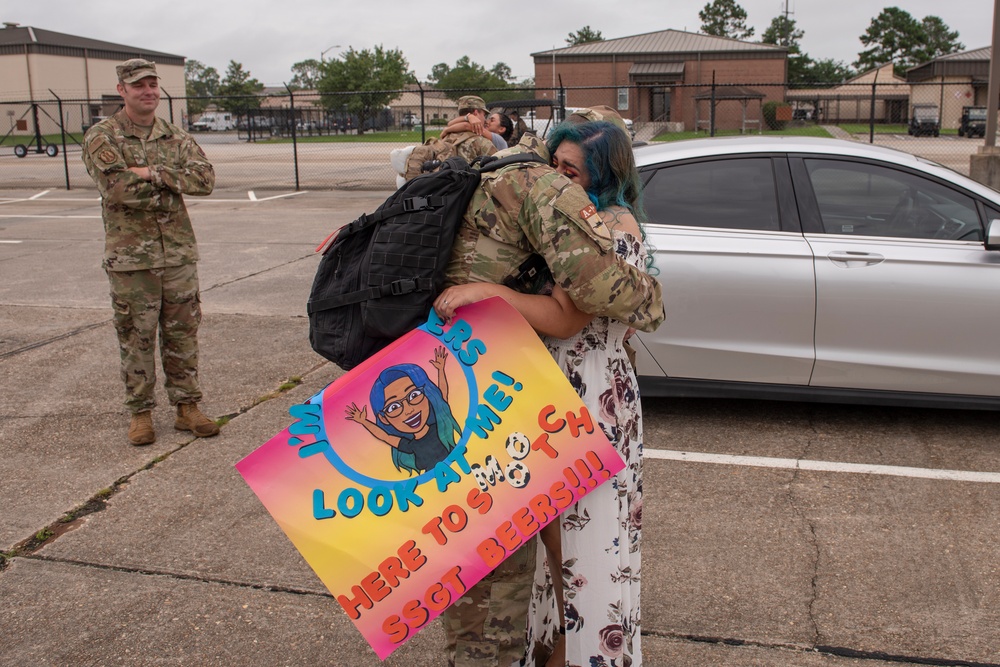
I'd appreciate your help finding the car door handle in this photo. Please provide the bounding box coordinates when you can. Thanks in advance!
[827,251,885,266]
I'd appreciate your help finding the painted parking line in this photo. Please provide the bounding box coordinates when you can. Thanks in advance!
[644,449,1000,484]
[0,190,307,204]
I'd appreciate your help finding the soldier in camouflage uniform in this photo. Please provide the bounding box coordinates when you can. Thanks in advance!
[442,95,498,164]
[82,58,219,446]
[439,123,664,666]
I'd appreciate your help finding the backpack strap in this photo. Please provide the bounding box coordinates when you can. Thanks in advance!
[346,194,449,232]
[477,152,545,173]
[307,275,433,315]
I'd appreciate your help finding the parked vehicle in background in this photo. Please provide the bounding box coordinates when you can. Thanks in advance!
[958,106,987,138]
[632,136,1000,410]
[908,104,940,137]
[190,111,236,131]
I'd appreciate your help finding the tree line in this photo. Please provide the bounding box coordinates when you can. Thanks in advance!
[185,7,967,130]
[696,1,964,84]
[185,48,535,134]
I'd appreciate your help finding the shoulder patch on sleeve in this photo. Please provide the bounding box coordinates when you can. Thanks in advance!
[88,138,126,172]
[551,182,613,248]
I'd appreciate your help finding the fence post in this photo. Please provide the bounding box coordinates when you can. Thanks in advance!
[869,76,877,143]
[164,91,174,125]
[49,90,70,190]
[417,81,425,143]
[286,85,300,191]
[710,71,717,137]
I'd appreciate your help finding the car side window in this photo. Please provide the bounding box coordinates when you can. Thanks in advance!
[642,158,781,231]
[804,159,983,241]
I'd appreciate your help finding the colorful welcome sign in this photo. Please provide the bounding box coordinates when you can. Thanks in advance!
[236,297,624,659]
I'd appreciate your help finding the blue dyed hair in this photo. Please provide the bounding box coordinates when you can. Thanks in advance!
[547,120,657,272]
[546,120,646,223]
[370,363,459,476]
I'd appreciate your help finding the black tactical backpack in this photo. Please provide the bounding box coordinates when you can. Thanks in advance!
[307,153,543,370]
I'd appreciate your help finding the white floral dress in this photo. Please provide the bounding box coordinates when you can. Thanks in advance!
[525,226,646,667]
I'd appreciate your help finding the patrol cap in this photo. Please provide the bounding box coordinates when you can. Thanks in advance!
[457,95,488,114]
[567,105,629,137]
[116,58,160,84]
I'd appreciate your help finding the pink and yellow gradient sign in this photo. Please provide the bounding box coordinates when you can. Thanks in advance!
[236,297,623,660]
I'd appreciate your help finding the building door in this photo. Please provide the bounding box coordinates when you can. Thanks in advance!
[886,99,905,123]
[650,87,671,122]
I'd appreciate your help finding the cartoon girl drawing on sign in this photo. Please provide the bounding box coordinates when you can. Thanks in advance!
[345,346,460,476]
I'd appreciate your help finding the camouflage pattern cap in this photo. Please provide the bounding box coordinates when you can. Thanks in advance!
[457,95,488,113]
[117,58,160,84]
[568,105,629,137]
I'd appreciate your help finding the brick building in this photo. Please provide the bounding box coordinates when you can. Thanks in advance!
[532,29,787,133]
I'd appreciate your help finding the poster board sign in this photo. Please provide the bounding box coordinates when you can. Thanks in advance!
[237,297,623,659]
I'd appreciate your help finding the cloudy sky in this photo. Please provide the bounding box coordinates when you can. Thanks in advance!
[7,0,995,85]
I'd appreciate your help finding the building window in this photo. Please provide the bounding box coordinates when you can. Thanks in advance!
[617,87,629,111]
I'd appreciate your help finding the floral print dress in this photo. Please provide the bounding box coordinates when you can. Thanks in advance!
[525,226,646,667]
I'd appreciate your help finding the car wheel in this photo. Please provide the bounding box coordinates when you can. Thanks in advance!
[958,128,965,137]
[933,130,939,137]
[45,144,58,157]
[14,144,27,158]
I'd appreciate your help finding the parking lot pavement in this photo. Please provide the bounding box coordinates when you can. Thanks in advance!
[2,189,1000,666]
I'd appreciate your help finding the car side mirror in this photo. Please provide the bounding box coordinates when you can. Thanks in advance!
[988,219,1000,251]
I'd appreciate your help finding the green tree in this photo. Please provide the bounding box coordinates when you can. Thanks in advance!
[319,46,411,134]
[914,16,964,63]
[566,26,604,46]
[216,60,265,114]
[184,60,220,115]
[762,15,803,49]
[795,57,854,86]
[490,62,513,82]
[427,56,512,104]
[288,59,324,90]
[699,0,754,40]
[855,7,925,73]
[762,14,806,83]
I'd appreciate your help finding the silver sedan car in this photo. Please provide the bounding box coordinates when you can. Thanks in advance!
[630,136,1000,410]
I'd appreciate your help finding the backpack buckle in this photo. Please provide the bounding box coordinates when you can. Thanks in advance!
[403,196,430,212]
[389,278,418,296]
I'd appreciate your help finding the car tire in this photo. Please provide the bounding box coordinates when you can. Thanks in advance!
[933,130,939,137]
[45,144,58,157]
[14,144,27,158]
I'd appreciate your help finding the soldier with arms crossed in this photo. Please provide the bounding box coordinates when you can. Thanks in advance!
[82,58,219,446]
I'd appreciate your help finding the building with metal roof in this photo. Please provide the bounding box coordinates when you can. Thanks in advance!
[531,28,787,134]
[906,46,991,130]
[0,22,186,137]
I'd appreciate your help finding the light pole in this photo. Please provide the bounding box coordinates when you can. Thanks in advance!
[320,44,341,62]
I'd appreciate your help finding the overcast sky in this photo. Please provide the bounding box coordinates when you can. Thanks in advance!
[7,0,996,85]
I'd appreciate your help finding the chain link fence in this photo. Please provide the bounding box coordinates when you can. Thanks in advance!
[2,81,995,191]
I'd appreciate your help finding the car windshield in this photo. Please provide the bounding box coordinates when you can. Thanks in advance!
[914,108,938,119]
[969,108,987,119]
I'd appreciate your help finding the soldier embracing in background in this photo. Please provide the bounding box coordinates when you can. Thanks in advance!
[82,58,219,446]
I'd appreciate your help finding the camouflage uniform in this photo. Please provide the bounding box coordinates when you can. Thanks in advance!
[443,94,497,165]
[82,107,215,413]
[565,105,630,137]
[442,131,497,165]
[440,133,664,666]
[445,134,663,331]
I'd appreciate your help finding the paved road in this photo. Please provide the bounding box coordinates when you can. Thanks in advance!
[1,188,999,666]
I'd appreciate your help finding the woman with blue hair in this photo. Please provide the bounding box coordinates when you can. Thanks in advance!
[434,120,651,667]
[345,346,460,476]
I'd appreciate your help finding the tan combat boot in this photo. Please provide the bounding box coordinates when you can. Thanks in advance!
[128,411,156,446]
[175,403,221,438]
